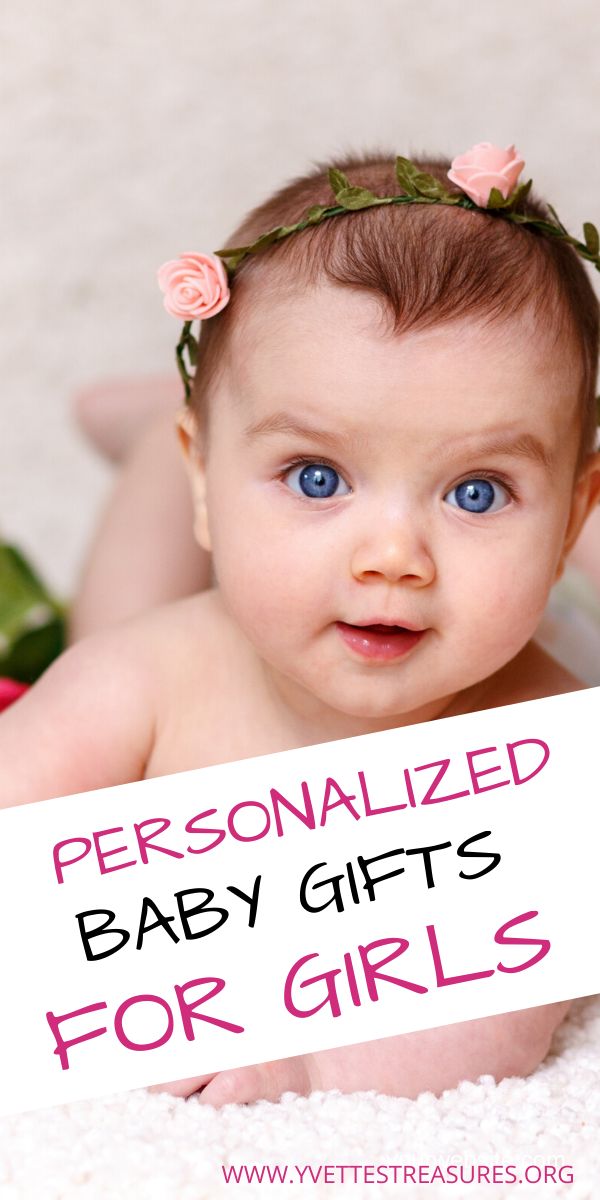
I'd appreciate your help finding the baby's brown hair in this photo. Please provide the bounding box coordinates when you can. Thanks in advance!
[191,151,599,462]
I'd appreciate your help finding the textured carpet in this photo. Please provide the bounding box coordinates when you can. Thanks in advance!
[0,997,598,1198]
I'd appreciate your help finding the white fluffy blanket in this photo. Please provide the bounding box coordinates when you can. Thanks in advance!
[0,996,598,1199]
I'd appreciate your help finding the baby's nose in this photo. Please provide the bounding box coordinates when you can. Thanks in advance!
[350,517,435,587]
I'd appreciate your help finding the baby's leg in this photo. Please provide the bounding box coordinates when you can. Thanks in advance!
[74,374,182,462]
[69,407,211,640]
[170,1001,569,1106]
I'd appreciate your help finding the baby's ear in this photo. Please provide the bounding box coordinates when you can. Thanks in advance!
[555,451,600,580]
[176,407,211,552]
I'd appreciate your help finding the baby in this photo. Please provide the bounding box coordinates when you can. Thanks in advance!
[2,146,600,1106]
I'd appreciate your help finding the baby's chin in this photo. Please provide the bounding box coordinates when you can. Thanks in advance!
[283,670,458,727]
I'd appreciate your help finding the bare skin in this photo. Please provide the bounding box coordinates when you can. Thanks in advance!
[70,375,600,643]
[70,380,211,640]
[6,292,600,1106]
[0,591,578,1104]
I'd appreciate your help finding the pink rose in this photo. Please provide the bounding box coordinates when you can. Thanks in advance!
[0,677,28,714]
[157,252,230,320]
[447,143,525,207]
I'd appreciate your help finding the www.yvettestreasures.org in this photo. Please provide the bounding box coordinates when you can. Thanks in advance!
[219,1159,575,1185]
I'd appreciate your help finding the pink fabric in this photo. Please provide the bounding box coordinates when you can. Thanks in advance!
[157,252,230,320]
[448,143,525,207]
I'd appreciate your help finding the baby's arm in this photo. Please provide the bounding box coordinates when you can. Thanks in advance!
[0,627,155,806]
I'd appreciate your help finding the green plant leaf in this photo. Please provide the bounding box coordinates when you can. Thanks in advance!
[215,246,247,271]
[304,204,328,225]
[249,227,285,252]
[215,244,245,258]
[0,544,65,683]
[546,204,568,235]
[328,168,351,198]
[583,222,600,257]
[334,186,379,211]
[394,156,419,195]
[411,172,448,200]
[530,217,564,237]
[506,179,532,210]
[486,187,507,210]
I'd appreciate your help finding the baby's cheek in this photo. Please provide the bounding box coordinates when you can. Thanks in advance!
[468,555,552,652]
[501,554,555,617]
[215,529,313,638]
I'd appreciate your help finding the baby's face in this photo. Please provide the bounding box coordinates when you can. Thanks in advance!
[187,283,599,724]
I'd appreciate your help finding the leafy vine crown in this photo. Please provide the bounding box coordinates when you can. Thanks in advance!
[157,143,600,410]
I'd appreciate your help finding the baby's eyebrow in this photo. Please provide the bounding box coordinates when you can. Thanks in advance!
[243,412,352,449]
[444,432,555,471]
[244,414,555,471]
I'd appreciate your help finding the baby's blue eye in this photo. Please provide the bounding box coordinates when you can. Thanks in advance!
[444,478,510,514]
[285,462,351,499]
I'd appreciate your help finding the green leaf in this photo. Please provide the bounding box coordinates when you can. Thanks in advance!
[546,204,568,235]
[411,172,449,200]
[394,156,419,195]
[328,168,351,198]
[249,227,284,252]
[215,247,247,271]
[334,186,379,211]
[394,158,453,202]
[215,244,246,258]
[486,187,507,210]
[506,179,532,210]
[304,204,327,225]
[0,544,65,683]
[274,223,301,240]
[530,217,564,237]
[583,222,600,257]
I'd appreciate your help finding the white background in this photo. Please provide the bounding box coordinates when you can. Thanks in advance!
[1,0,599,595]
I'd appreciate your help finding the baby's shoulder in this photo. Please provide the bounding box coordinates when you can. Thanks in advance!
[124,588,239,676]
[477,639,584,712]
[135,590,264,775]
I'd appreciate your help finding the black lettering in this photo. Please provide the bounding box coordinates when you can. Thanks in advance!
[76,909,129,961]
[175,889,228,938]
[457,830,501,879]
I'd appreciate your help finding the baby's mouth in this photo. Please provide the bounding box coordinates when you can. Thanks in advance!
[335,621,427,662]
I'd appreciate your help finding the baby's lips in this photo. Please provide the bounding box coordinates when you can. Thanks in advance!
[342,617,427,633]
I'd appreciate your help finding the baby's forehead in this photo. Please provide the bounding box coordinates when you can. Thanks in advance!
[230,280,576,371]
[225,285,581,449]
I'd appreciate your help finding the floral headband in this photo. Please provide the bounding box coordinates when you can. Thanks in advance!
[158,142,600,405]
